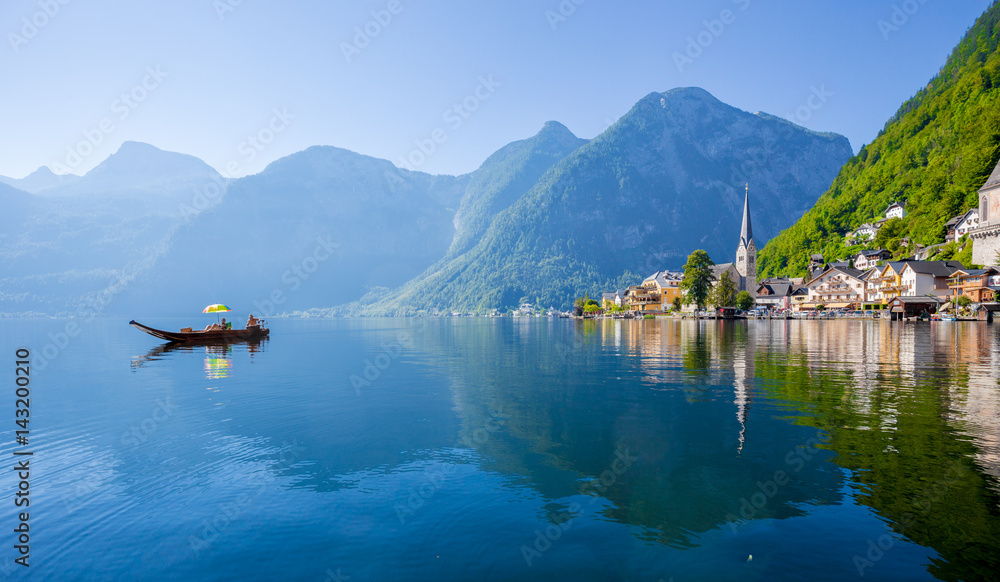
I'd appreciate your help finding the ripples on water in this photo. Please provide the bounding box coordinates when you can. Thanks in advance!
[0,317,998,581]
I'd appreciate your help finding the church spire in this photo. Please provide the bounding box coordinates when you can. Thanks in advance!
[740,183,753,249]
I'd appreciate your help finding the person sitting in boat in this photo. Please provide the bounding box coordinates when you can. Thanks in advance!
[204,317,227,331]
[247,314,259,328]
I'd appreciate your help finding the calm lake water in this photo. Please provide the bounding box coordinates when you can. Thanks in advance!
[1,317,998,581]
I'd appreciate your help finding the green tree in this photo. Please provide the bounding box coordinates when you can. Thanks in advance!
[955,294,972,313]
[680,250,715,310]
[671,296,683,312]
[710,271,738,307]
[583,303,602,315]
[736,290,755,311]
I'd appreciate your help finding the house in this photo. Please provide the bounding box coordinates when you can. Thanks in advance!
[852,249,891,271]
[624,285,659,313]
[846,223,879,246]
[790,286,810,311]
[808,253,825,272]
[710,263,742,290]
[643,270,684,309]
[885,201,906,220]
[899,261,965,299]
[867,261,913,305]
[601,292,618,308]
[859,267,884,308]
[944,208,979,243]
[755,279,796,311]
[948,267,1000,303]
[804,267,867,310]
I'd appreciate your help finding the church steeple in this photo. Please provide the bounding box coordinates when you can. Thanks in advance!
[735,184,757,295]
[739,183,753,249]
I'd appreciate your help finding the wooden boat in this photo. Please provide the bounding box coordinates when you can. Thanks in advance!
[129,320,269,343]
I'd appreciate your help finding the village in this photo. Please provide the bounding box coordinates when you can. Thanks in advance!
[592,158,1000,322]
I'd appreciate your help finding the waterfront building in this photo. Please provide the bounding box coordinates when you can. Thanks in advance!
[804,267,866,310]
[947,267,1000,303]
[972,157,1000,264]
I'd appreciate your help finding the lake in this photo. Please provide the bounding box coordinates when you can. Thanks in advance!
[1,317,998,581]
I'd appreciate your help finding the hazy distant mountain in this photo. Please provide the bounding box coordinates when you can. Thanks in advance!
[355,88,852,314]
[0,143,226,315]
[0,167,80,194]
[113,146,468,315]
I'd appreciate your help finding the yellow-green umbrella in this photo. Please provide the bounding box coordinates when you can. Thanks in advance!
[202,304,231,323]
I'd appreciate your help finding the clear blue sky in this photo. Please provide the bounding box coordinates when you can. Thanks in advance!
[0,0,993,179]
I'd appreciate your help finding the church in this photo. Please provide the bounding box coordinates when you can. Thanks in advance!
[711,185,757,296]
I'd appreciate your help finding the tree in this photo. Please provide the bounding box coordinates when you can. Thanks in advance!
[672,296,683,312]
[710,271,738,308]
[955,294,972,313]
[584,303,602,315]
[680,250,715,310]
[736,291,755,311]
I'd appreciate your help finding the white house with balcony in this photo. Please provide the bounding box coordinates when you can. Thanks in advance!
[899,261,965,299]
[885,201,906,220]
[805,267,867,309]
[853,248,891,271]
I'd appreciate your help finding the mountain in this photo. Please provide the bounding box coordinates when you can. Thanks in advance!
[759,2,1000,277]
[447,121,589,258]
[352,87,852,314]
[0,167,80,193]
[112,146,469,315]
[0,143,226,315]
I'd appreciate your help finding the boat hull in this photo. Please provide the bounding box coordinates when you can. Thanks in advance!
[129,320,269,343]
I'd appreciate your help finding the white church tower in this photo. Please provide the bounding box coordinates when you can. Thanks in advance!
[735,184,757,294]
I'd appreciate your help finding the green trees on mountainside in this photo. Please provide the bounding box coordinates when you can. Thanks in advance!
[759,2,1000,277]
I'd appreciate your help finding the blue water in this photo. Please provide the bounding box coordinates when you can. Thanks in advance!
[0,317,998,581]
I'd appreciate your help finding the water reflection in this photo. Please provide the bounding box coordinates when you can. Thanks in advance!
[130,339,267,374]
[429,319,1000,580]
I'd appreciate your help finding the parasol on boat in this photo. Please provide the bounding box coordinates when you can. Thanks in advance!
[202,304,232,323]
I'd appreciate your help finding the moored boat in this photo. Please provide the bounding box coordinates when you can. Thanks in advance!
[129,320,269,343]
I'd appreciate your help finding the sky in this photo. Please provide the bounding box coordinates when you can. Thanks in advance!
[0,0,994,179]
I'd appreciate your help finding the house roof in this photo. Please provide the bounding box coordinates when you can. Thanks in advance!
[899,260,966,277]
[810,254,824,261]
[805,266,864,287]
[602,292,616,301]
[979,156,1000,192]
[886,201,905,211]
[858,248,889,257]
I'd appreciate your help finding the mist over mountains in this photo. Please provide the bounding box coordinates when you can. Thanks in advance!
[0,88,851,317]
